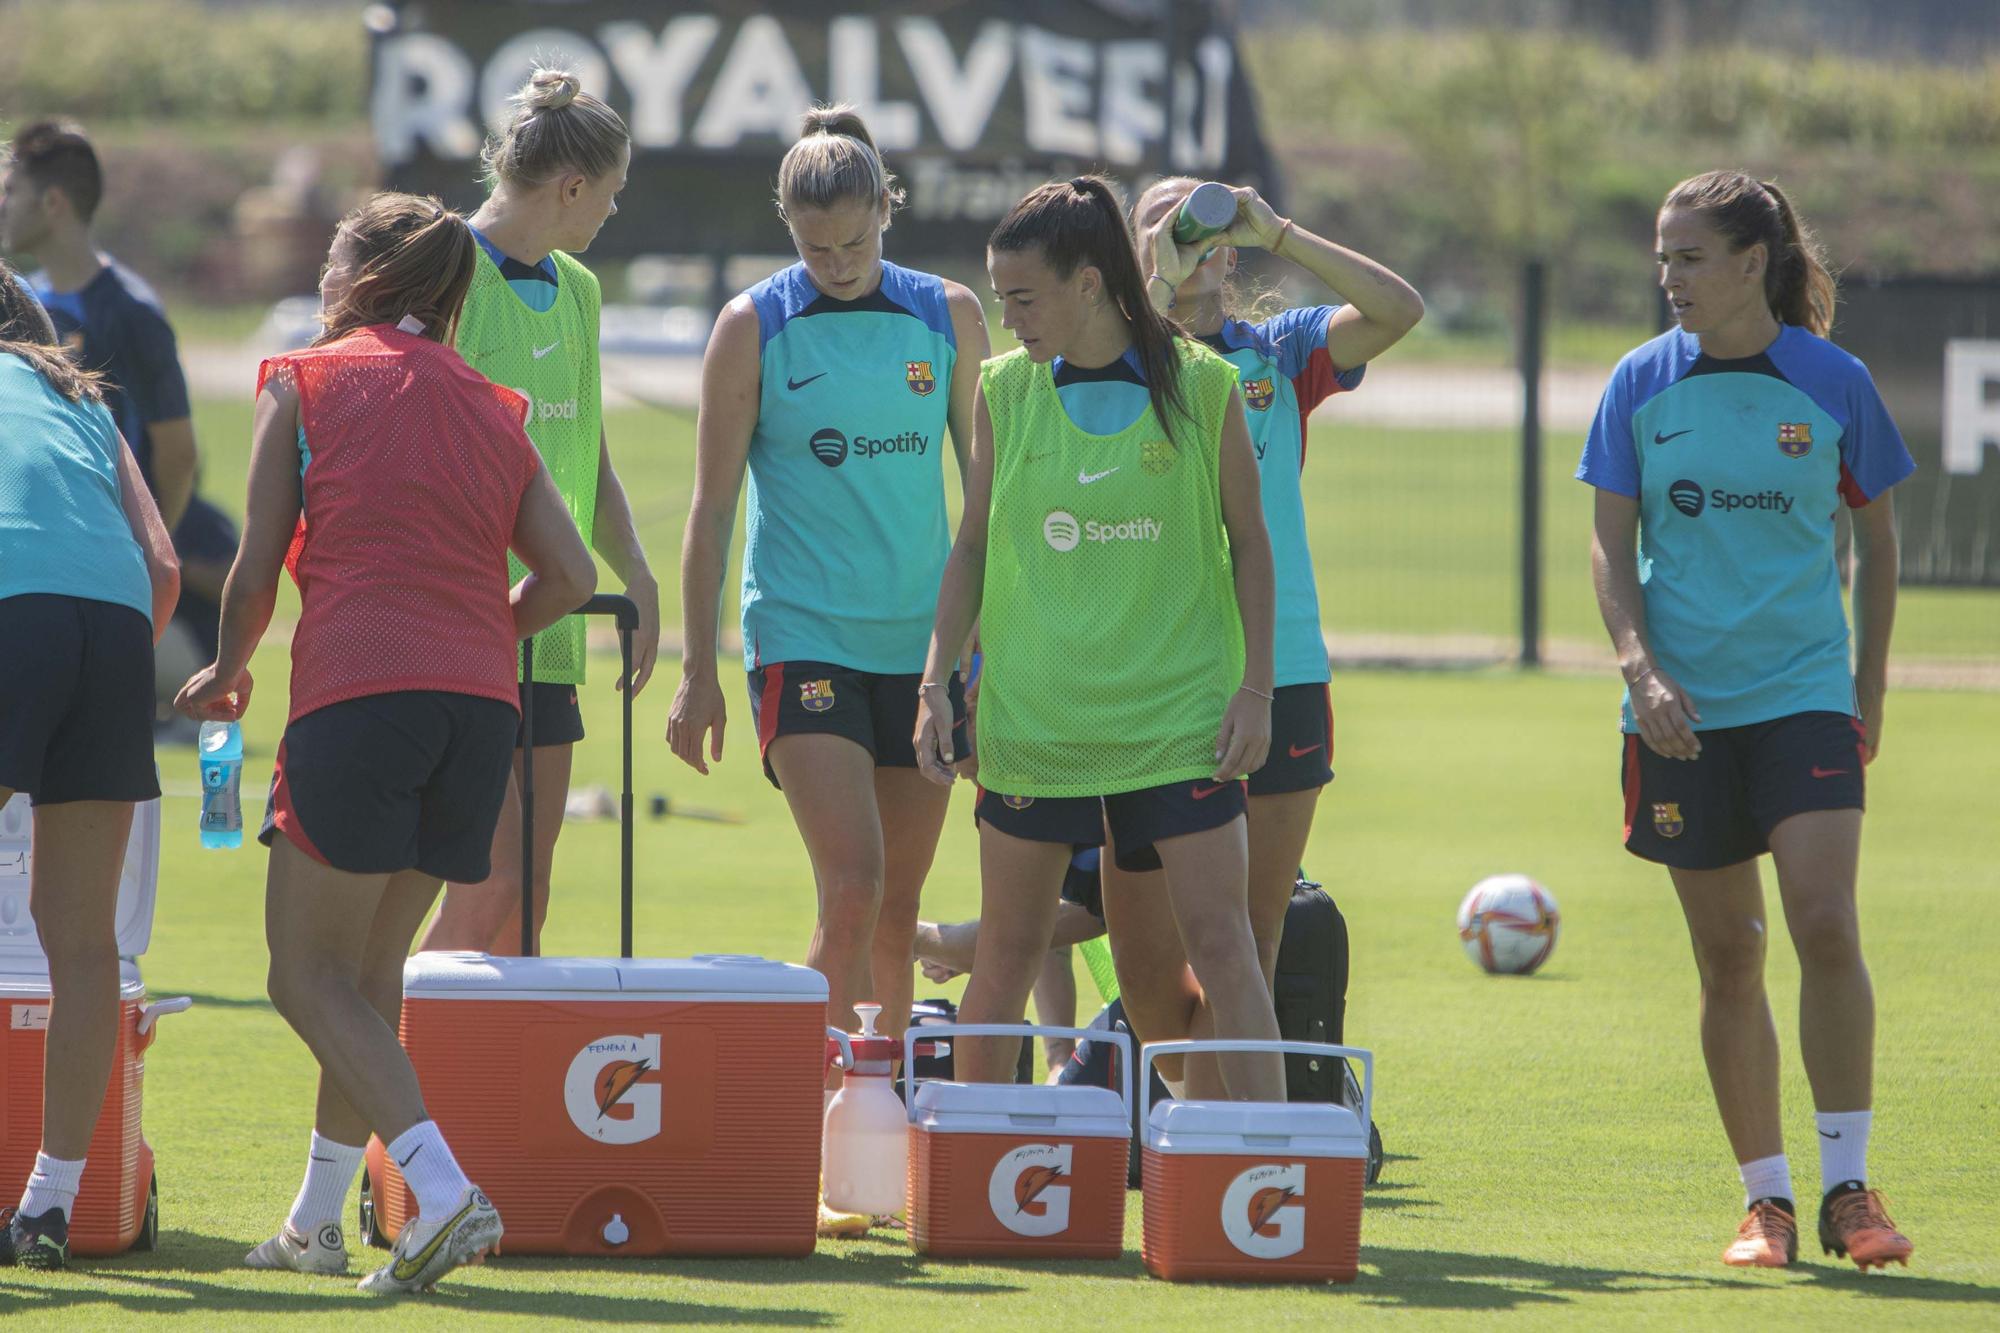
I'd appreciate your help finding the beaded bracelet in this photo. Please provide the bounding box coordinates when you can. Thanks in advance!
[1238,684,1276,702]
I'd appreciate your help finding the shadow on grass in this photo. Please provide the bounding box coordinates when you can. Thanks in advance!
[155,990,274,1012]
[1792,1265,2000,1303]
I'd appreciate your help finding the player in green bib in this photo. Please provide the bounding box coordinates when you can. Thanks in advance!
[914,176,1284,1102]
[419,67,658,956]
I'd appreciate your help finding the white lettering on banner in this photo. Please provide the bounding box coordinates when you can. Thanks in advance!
[897,19,1016,153]
[372,34,480,163]
[906,158,1066,223]
[482,30,609,130]
[1100,41,1167,165]
[600,17,720,148]
[1019,27,1099,159]
[373,16,1239,169]
[830,17,919,152]
[692,17,815,148]
[1943,339,2000,476]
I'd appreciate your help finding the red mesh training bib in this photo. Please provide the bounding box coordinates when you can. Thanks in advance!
[260,325,539,722]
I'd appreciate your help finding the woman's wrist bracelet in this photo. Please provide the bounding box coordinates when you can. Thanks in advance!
[1146,272,1176,309]
[918,680,949,696]
[1238,684,1275,702]
[1626,665,1660,689]
[1269,218,1295,252]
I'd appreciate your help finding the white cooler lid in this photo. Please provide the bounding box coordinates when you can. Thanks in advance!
[1146,1098,1367,1157]
[0,795,159,964]
[912,1080,1130,1138]
[0,958,146,999]
[403,951,827,1002]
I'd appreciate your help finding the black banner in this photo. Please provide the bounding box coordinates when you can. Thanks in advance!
[1834,278,2000,587]
[370,1,1277,259]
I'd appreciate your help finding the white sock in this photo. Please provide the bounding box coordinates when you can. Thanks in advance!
[1816,1109,1872,1195]
[1739,1152,1793,1209]
[285,1132,365,1237]
[385,1121,471,1222]
[18,1152,85,1219]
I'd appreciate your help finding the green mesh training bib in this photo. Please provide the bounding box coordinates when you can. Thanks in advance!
[976,341,1242,797]
[455,247,602,685]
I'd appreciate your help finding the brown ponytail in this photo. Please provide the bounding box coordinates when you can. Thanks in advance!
[990,175,1192,444]
[1663,170,1836,336]
[775,103,905,224]
[0,259,102,403]
[481,66,630,189]
[315,192,477,348]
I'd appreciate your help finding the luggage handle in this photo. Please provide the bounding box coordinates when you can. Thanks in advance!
[521,593,639,959]
[1138,1040,1373,1151]
[903,1022,1133,1126]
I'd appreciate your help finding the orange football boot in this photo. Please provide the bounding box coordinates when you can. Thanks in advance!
[1723,1199,1798,1268]
[1820,1185,1913,1271]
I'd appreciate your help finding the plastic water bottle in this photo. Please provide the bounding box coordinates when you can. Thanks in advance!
[823,1003,908,1217]
[197,720,243,849]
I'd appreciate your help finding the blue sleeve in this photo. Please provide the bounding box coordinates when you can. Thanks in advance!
[1577,362,1639,498]
[122,303,192,423]
[1259,305,1336,380]
[1836,363,1916,505]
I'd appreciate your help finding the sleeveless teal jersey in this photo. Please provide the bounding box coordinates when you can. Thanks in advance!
[741,261,957,673]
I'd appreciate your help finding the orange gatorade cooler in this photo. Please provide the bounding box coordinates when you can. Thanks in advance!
[903,1023,1132,1260]
[1140,1040,1374,1283]
[0,797,189,1255]
[363,953,827,1256]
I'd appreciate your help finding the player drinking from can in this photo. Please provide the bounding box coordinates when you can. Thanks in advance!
[1579,171,1915,1271]
[418,65,656,957]
[176,194,597,1292]
[913,175,1284,1101]
[1098,179,1423,1095]
[0,265,178,1270]
[669,104,987,1173]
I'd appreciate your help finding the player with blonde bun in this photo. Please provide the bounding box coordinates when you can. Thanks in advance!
[419,65,658,958]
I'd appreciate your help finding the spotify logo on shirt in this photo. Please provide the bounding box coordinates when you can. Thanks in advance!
[1043,510,1163,551]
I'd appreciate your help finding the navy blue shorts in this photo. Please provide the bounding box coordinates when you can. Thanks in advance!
[1621,710,1867,871]
[0,594,159,805]
[261,690,518,882]
[517,680,585,749]
[747,660,967,788]
[975,778,1248,873]
[1248,682,1335,797]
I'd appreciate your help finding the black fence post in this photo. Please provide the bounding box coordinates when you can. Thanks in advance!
[1519,259,1546,668]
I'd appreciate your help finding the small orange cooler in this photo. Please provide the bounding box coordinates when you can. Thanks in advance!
[0,796,189,1255]
[903,1023,1131,1260]
[1140,1040,1374,1283]
[363,952,827,1257]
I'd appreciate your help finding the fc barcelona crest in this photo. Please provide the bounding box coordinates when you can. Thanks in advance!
[799,679,836,713]
[1652,802,1685,839]
[1243,377,1275,412]
[1777,422,1813,458]
[1002,794,1035,810]
[906,360,936,396]
[1141,439,1177,476]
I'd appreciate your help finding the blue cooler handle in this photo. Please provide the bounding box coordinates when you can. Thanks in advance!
[903,1023,1132,1125]
[1138,1040,1373,1151]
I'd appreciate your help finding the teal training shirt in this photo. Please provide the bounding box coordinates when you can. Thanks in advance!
[0,352,152,623]
[1577,324,1915,731]
[741,261,957,673]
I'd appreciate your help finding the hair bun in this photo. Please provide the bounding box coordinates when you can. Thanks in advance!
[526,69,581,112]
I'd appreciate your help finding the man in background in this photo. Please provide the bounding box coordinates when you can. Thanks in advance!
[1,119,233,733]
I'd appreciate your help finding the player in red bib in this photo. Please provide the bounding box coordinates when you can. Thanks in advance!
[176,194,596,1294]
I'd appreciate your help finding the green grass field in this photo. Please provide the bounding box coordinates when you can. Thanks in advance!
[3,396,1994,1327]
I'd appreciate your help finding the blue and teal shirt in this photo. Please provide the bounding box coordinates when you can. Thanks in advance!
[0,352,152,624]
[741,260,957,673]
[1577,324,1915,731]
[469,226,559,312]
[1049,307,1362,687]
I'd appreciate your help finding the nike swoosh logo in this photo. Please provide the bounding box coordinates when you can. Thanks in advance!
[1078,467,1119,484]
[397,1143,424,1169]
[1288,743,1322,758]
[1811,766,1849,779]
[1653,428,1692,444]
[787,372,827,390]
[392,1195,478,1282]
[1819,1129,1842,1139]
[1190,783,1227,800]
[532,341,560,360]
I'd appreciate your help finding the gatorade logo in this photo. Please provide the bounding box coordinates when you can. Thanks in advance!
[988,1143,1071,1236]
[1044,510,1164,551]
[563,1034,662,1144]
[1221,1163,1306,1259]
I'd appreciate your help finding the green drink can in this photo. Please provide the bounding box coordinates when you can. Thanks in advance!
[1172,181,1238,246]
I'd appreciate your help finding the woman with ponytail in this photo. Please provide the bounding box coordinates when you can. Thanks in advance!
[1577,170,1915,1271]
[913,176,1284,1102]
[668,104,988,1232]
[419,65,657,959]
[177,193,597,1291]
